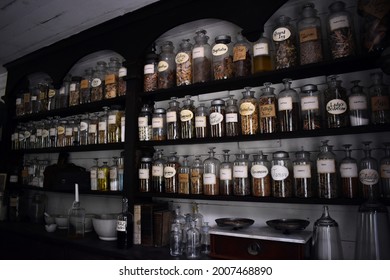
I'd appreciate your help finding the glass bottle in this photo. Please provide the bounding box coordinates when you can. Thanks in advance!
[233,32,252,78]
[98,107,109,144]
[317,140,338,199]
[65,118,75,146]
[192,29,212,83]
[49,117,58,148]
[15,90,24,116]
[212,34,234,80]
[251,151,271,197]
[90,158,99,191]
[191,203,204,229]
[105,57,120,99]
[176,39,193,86]
[209,99,225,138]
[98,161,109,191]
[152,108,166,141]
[67,184,85,239]
[164,152,180,194]
[110,157,119,191]
[79,114,89,145]
[195,103,209,138]
[349,80,370,126]
[57,119,67,147]
[91,61,106,102]
[35,121,43,149]
[191,155,204,195]
[359,141,380,199]
[172,205,186,227]
[138,104,153,141]
[259,82,277,133]
[41,120,50,148]
[118,153,124,192]
[300,84,322,130]
[152,149,166,193]
[24,123,33,149]
[88,113,99,145]
[225,95,240,137]
[120,111,125,143]
[293,149,313,198]
[200,222,211,255]
[233,150,251,196]
[278,78,300,132]
[166,97,181,140]
[180,95,196,139]
[340,144,359,199]
[80,67,93,104]
[324,75,349,128]
[47,82,57,111]
[170,222,183,257]
[272,15,298,69]
[203,147,220,195]
[253,32,273,73]
[381,142,390,198]
[38,79,50,112]
[143,44,158,92]
[118,62,127,96]
[30,86,40,114]
[58,74,71,109]
[139,156,152,193]
[117,197,133,249]
[369,72,390,124]
[297,2,323,65]
[69,76,81,106]
[181,214,192,254]
[178,155,190,195]
[327,1,356,59]
[23,89,32,115]
[220,150,233,196]
[158,41,176,89]
[271,151,293,198]
[239,87,259,135]
[108,107,123,143]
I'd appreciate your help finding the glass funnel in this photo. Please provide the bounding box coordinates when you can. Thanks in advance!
[340,144,358,199]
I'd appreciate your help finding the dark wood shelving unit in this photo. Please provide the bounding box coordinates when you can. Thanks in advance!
[12,142,125,154]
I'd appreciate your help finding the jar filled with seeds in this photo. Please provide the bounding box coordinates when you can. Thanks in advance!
[166,97,181,140]
[138,104,153,141]
[272,15,298,69]
[152,149,166,193]
[195,103,209,138]
[105,57,121,99]
[69,76,81,106]
[297,2,323,65]
[225,95,240,137]
[152,108,167,141]
[98,107,109,144]
[293,149,313,198]
[251,151,271,197]
[180,95,196,139]
[324,75,349,128]
[178,155,191,195]
[176,39,193,86]
[80,67,93,104]
[317,140,338,199]
[239,87,259,135]
[158,41,176,89]
[164,152,180,193]
[191,155,204,195]
[259,82,277,133]
[65,118,75,146]
[212,35,234,80]
[118,62,127,96]
[278,78,300,132]
[144,45,158,92]
[233,151,251,196]
[271,151,293,198]
[139,156,153,192]
[88,113,99,145]
[91,61,106,102]
[203,147,220,195]
[340,144,358,198]
[57,119,67,147]
[192,30,212,83]
[220,150,233,195]
[79,114,89,145]
[209,99,225,138]
[108,106,123,143]
[253,32,274,73]
[300,84,322,130]
[233,32,252,78]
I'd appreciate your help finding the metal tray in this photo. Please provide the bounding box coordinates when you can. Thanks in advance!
[266,219,310,234]
[215,218,255,230]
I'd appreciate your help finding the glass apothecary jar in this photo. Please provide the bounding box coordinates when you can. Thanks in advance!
[108,107,123,143]
[380,142,390,198]
[192,30,212,83]
[251,151,271,197]
[349,80,369,126]
[340,144,358,199]
[105,57,121,99]
[203,147,220,195]
[180,95,196,139]
[317,140,338,199]
[225,96,239,137]
[57,119,67,147]
[324,75,349,128]
[164,152,180,194]
[110,157,119,191]
[91,61,106,102]
[300,84,322,130]
[239,87,259,135]
[98,107,109,144]
[79,115,89,146]
[233,32,252,78]
[359,141,380,199]
[259,82,277,134]
[212,35,234,80]
[152,108,167,141]
[98,161,109,191]
[90,158,99,191]
[271,151,293,198]
[253,32,273,73]
[138,104,153,141]
[65,118,76,146]
[139,156,153,193]
[209,99,225,138]
[30,86,40,114]
[69,76,81,106]
[166,97,181,140]
[158,41,176,89]
[143,44,158,92]
[195,103,209,138]
[178,155,191,195]
[369,72,390,124]
[15,90,24,117]
[233,151,250,196]
[278,78,300,132]
[220,150,233,196]
[191,155,204,195]
[152,149,166,193]
[80,67,93,104]
[118,62,127,96]
[88,113,99,145]
[176,39,193,86]
[49,117,58,148]
[293,149,313,198]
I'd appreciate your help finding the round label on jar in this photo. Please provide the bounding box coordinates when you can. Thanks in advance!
[278,96,293,111]
[301,96,319,111]
[152,117,163,128]
[166,111,177,123]
[91,78,102,87]
[349,96,368,110]
[192,46,205,59]
[381,164,390,179]
[24,131,31,139]
[233,165,248,178]
[152,165,164,177]
[80,122,88,131]
[175,52,190,64]
[225,113,238,123]
[195,116,207,128]
[65,127,73,136]
[210,112,224,125]
[273,27,291,42]
[42,129,49,138]
[239,102,255,116]
[57,126,65,135]
[108,115,117,124]
[340,163,358,178]
[48,89,56,98]
[144,64,155,74]
[203,173,216,184]
[251,165,269,178]
[98,122,106,131]
[220,168,232,180]
[271,165,289,181]
[326,99,347,115]
[293,164,311,179]
[180,110,193,122]
[317,159,336,173]
[138,117,148,127]
[212,43,228,56]
[359,169,379,185]
[253,42,269,56]
[89,124,97,133]
[139,169,150,179]
[157,61,169,72]
[164,166,176,178]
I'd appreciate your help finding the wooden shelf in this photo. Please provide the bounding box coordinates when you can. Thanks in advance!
[11,142,125,154]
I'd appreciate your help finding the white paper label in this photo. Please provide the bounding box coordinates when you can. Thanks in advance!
[138,117,148,127]
[98,122,106,131]
[381,164,390,179]
[49,128,56,136]
[144,64,155,74]
[195,116,207,128]
[139,169,150,179]
[271,165,289,180]
[326,99,347,115]
[108,115,116,124]
[97,170,105,179]
[157,61,169,72]
[119,67,127,77]
[152,117,163,128]
[16,98,21,105]
[273,27,291,42]
[65,127,73,136]
[340,163,358,178]
[349,96,368,110]
[220,168,232,180]
[317,159,336,173]
[70,84,76,91]
[330,15,349,31]
[253,43,269,56]
[203,173,216,184]
[233,165,248,178]
[293,164,311,178]
[152,166,164,177]
[31,96,37,101]
[36,129,42,137]
[42,129,49,138]
[116,220,127,232]
[175,52,190,64]
[80,122,88,131]
[212,43,228,56]
[110,169,117,179]
[166,111,177,123]
[89,124,97,133]
[301,96,319,111]
[359,169,379,185]
[210,112,224,125]
[164,166,176,178]
[193,46,205,59]
[251,165,269,178]
[278,96,293,111]
[180,109,193,122]
[225,113,238,123]
[90,170,97,179]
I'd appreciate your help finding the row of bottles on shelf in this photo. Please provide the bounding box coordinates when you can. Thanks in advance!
[15,57,127,117]
[19,158,51,188]
[12,106,125,149]
[139,73,389,141]
[138,141,390,199]
[90,156,124,192]
[143,1,389,92]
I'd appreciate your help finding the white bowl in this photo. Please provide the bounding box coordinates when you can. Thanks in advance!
[54,215,68,229]
[92,214,118,241]
[44,215,56,225]
[45,224,57,232]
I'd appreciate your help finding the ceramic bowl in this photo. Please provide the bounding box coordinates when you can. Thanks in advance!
[44,215,56,225]
[54,215,69,229]
[85,213,96,233]
[45,223,57,232]
[92,214,118,241]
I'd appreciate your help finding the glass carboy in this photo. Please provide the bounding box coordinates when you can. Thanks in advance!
[278,78,300,132]
[271,151,293,198]
[359,141,380,199]
[348,80,369,126]
[239,87,259,135]
[220,150,233,196]
[152,149,166,193]
[203,147,220,195]
[233,151,250,196]
[176,39,193,86]
[251,151,271,197]
[340,144,358,199]
[259,82,277,133]
[293,149,312,198]
[157,41,176,89]
[180,95,196,139]
[192,30,212,83]
[166,97,181,140]
[317,140,338,199]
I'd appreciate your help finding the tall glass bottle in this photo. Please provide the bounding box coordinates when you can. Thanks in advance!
[69,76,81,106]
[79,114,89,145]
[271,151,293,198]
[108,107,123,143]
[176,39,193,86]
[233,32,252,78]
[152,108,166,141]
[49,117,58,148]
[300,84,322,130]
[118,153,124,192]
[139,156,152,193]
[98,161,109,191]
[278,78,300,132]
[166,97,181,140]
[212,35,234,80]
[191,155,204,195]
[80,67,93,104]
[192,29,212,83]
[233,151,251,196]
[359,141,380,199]
[239,87,259,135]
[67,184,85,239]
[88,113,99,145]
[225,95,240,137]
[317,140,338,199]
[178,155,190,195]
[110,157,119,191]
[191,203,204,229]
[180,95,196,139]
[158,41,176,89]
[117,197,133,249]
[90,158,99,191]
[253,32,273,73]
[349,80,369,126]
[152,149,166,193]
[340,144,359,199]
[195,103,209,138]
[380,142,390,198]
[170,222,183,257]
[200,222,211,255]
[259,82,277,133]
[293,149,313,198]
[105,57,120,99]
[369,72,390,124]
[143,44,158,92]
[220,150,233,196]
[251,151,271,197]
[324,75,349,128]
[164,152,180,193]
[138,104,153,141]
[186,221,201,259]
[209,99,225,138]
[91,61,106,102]
[203,147,220,195]
[98,107,109,144]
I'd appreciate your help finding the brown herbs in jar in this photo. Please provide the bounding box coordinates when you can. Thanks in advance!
[272,178,293,197]
[330,28,355,59]
[213,56,234,80]
[144,73,158,92]
[193,57,211,83]
[318,173,338,198]
[294,178,312,198]
[158,70,175,89]
[275,40,297,69]
[278,102,300,132]
[252,175,271,197]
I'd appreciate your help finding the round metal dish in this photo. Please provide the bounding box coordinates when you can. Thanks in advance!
[266,219,310,234]
[215,218,255,230]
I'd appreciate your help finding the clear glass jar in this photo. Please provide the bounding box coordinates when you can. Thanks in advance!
[166,97,181,140]
[180,95,196,139]
[91,61,106,102]
[58,74,71,109]
[98,161,109,191]
[251,151,271,197]
[233,32,252,78]
[65,118,76,146]
[118,62,127,96]
[98,107,109,144]
[178,155,190,195]
[253,32,274,73]
[23,90,32,115]
[69,76,81,106]
[271,151,293,198]
[15,90,24,117]
[152,108,166,141]
[23,123,32,149]
[170,223,183,257]
[191,155,204,195]
[143,44,158,92]
[195,103,209,138]
[327,1,356,59]
[272,15,298,69]
[300,84,322,130]
[380,142,390,198]
[41,120,50,148]
[209,99,225,138]
[359,141,380,199]
[349,80,369,126]
[139,156,152,192]
[90,158,99,191]
[108,107,123,143]
[212,35,234,80]
[38,79,50,112]
[47,83,57,111]
[57,119,67,147]
[192,30,212,83]
[79,114,89,145]
[138,104,153,141]
[186,221,201,259]
[73,117,81,146]
[293,149,313,198]
[35,121,43,149]
[340,144,359,199]
[30,86,40,114]
[152,149,166,193]
[278,78,300,132]
[317,140,338,199]
[158,41,176,89]
[220,150,233,196]
[118,154,124,191]
[105,57,121,99]
[203,147,220,195]
[239,87,259,135]
[88,113,99,145]
[201,222,211,255]
[164,152,180,193]
[259,82,277,133]
[225,96,239,137]
[176,39,193,86]
[369,72,390,124]
[324,75,349,128]
[110,157,119,191]
[49,118,58,148]
[120,112,125,142]
[233,151,251,196]
[80,67,93,104]
[297,2,323,65]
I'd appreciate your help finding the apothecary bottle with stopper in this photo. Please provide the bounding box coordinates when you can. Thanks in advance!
[300,84,322,130]
[139,156,152,193]
[164,152,180,194]
[225,96,239,137]
[98,107,109,144]
[58,75,71,109]
[138,104,153,141]
[191,155,204,195]
[118,61,127,96]
[105,57,121,99]
[166,97,181,140]
[69,76,81,106]
[380,142,390,198]
[271,151,293,198]
[178,155,191,195]
[209,99,225,138]
[369,72,390,124]
[98,161,109,191]
[79,115,89,145]
[91,61,106,102]
[152,149,166,193]
[192,30,212,83]
[259,82,277,133]
[88,113,99,145]
[108,106,123,143]
[143,44,158,92]
[278,78,300,132]
[340,144,358,198]
[239,87,259,135]
[80,67,93,104]
[180,95,196,139]
[220,150,233,196]
[253,32,273,73]
[359,141,380,199]
[158,41,176,89]
[251,151,271,197]
[186,221,201,259]
[152,108,166,141]
[233,151,251,196]
[90,158,99,191]
[175,39,193,86]
[233,32,252,78]
[324,75,349,128]
[349,80,369,126]
[317,140,338,199]
[293,149,313,198]
[212,35,234,80]
[195,103,209,138]
[110,157,119,191]
[203,147,220,195]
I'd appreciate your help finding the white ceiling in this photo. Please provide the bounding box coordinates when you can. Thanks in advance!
[0,0,159,74]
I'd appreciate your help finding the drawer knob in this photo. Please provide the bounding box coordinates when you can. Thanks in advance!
[247,242,261,255]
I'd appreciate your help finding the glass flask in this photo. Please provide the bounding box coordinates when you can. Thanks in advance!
[369,72,390,124]
[278,78,300,132]
[225,95,239,137]
[195,103,209,138]
[259,82,277,133]
[200,222,211,255]
[139,156,152,193]
[251,151,271,197]
[176,39,193,86]
[324,75,349,128]
[108,107,123,143]
[166,97,181,140]
[340,144,359,199]
[49,118,58,148]
[253,32,273,73]
[317,140,338,199]
[118,153,124,192]
[348,80,369,126]
[98,107,109,144]
[233,32,252,78]
[380,142,390,198]
[178,155,190,195]
[152,108,166,141]
[239,87,259,135]
[271,151,293,198]
[300,84,322,130]
[98,161,109,191]
[88,113,99,145]
[91,61,107,102]
[186,220,201,259]
[359,141,380,199]
[90,158,99,191]
[191,155,204,195]
[152,149,166,193]
[293,149,313,198]
[118,62,127,96]
[58,74,71,109]
[157,41,176,89]
[272,15,298,69]
[164,152,180,194]
[180,95,196,139]
[110,157,119,191]
[143,44,158,92]
[138,104,153,141]
[233,151,251,196]
[105,57,120,99]
[312,206,343,260]
[69,76,81,106]
[203,147,220,195]
[219,150,233,196]
[79,114,89,145]
[23,89,32,115]
[212,34,234,80]
[209,99,225,138]
[57,119,67,147]
[327,1,356,59]
[80,67,93,104]
[170,222,183,257]
[297,2,323,65]
[192,29,212,83]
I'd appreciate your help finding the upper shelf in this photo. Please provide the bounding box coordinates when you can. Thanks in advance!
[12,142,125,154]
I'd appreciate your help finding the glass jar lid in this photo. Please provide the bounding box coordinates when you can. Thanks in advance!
[215,35,231,43]
[211,99,225,106]
[154,108,166,114]
[301,84,318,92]
[273,151,289,159]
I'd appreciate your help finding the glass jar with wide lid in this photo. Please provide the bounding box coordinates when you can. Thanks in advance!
[164,152,180,194]
[271,151,293,198]
[166,97,181,140]
[181,95,195,139]
[300,84,322,130]
[239,87,259,135]
[158,41,176,89]
[293,148,313,198]
[209,99,225,138]
[203,147,220,195]
[233,150,250,196]
[251,151,271,197]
